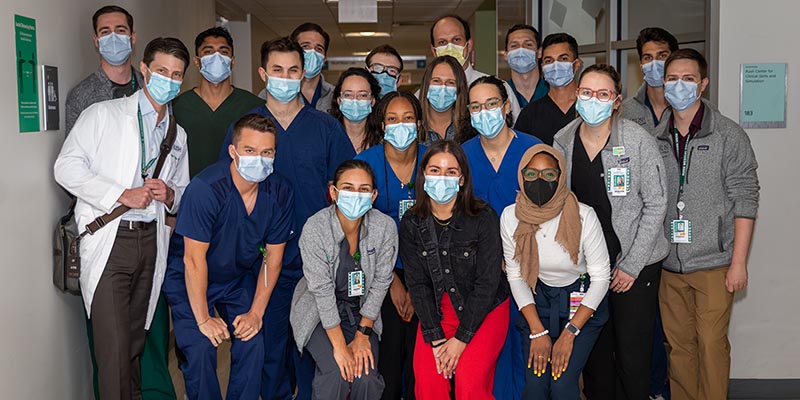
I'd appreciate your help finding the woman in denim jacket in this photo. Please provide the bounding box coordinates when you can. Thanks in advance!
[399,140,510,399]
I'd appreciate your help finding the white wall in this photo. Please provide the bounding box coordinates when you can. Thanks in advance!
[226,16,253,92]
[0,0,213,397]
[717,0,800,379]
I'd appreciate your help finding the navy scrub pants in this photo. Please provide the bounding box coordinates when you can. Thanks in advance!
[517,277,609,400]
[260,272,315,400]
[164,270,264,400]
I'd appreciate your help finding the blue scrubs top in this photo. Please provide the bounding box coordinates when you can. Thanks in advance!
[303,79,323,109]
[462,129,542,214]
[355,143,427,269]
[219,105,357,275]
[508,77,550,109]
[167,161,294,283]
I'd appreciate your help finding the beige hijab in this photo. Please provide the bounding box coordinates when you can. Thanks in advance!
[513,144,582,290]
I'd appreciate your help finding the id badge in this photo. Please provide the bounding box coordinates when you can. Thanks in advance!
[398,199,415,220]
[670,219,692,244]
[569,292,586,320]
[606,167,630,196]
[348,270,364,297]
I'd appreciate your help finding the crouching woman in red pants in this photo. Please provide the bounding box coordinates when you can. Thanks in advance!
[399,140,510,400]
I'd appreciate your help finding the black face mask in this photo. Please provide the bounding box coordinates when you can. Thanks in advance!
[524,179,558,206]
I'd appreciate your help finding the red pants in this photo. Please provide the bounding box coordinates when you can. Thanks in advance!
[414,294,510,400]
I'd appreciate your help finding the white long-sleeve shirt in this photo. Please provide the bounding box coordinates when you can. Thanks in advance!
[500,202,610,311]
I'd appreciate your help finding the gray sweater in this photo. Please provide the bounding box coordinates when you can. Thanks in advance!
[65,67,143,135]
[554,116,669,278]
[291,205,397,351]
[654,99,760,273]
[621,83,672,134]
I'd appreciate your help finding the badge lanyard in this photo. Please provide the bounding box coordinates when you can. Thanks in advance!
[137,105,159,180]
[673,127,690,218]
[383,154,417,212]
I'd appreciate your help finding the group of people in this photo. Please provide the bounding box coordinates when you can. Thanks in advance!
[54,4,760,400]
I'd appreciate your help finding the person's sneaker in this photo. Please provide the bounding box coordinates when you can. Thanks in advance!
[650,395,666,400]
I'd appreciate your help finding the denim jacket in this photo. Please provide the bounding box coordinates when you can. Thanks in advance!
[399,206,509,344]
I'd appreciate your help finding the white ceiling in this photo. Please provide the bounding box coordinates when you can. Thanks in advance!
[216,0,498,57]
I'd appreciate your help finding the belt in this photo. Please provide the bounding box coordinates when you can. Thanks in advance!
[119,220,156,230]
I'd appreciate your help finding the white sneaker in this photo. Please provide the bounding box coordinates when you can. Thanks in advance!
[649,395,666,400]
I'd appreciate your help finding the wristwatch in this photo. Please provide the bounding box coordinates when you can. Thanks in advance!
[564,322,581,336]
[357,325,374,336]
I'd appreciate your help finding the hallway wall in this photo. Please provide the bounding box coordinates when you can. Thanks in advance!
[0,0,213,397]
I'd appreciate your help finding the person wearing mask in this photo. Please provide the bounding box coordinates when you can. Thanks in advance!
[366,44,404,97]
[655,49,759,400]
[429,14,521,123]
[502,144,611,399]
[66,5,142,135]
[63,7,168,399]
[619,26,679,400]
[417,56,473,144]
[173,27,264,177]
[553,64,668,400]
[259,23,335,113]
[164,114,292,399]
[462,75,541,400]
[355,91,427,400]
[399,141,510,399]
[330,67,383,153]
[219,37,356,400]
[504,24,549,109]
[515,33,582,145]
[54,37,191,400]
[290,160,396,399]
[621,27,679,135]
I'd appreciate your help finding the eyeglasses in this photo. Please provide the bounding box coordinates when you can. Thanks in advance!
[521,168,560,182]
[368,63,401,77]
[467,98,504,114]
[341,91,372,100]
[576,87,618,102]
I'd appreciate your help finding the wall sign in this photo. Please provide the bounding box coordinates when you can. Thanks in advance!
[15,14,39,133]
[740,63,787,129]
[42,65,59,131]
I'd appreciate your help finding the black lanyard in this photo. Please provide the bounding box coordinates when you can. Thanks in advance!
[383,152,417,212]
[672,127,690,195]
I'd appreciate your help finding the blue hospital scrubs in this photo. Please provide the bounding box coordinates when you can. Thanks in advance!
[219,104,356,400]
[463,129,542,400]
[163,161,294,400]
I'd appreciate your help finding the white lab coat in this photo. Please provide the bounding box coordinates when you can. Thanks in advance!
[54,90,189,328]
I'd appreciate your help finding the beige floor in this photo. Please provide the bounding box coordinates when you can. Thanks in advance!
[168,334,231,398]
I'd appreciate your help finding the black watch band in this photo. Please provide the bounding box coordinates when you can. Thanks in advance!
[357,325,373,336]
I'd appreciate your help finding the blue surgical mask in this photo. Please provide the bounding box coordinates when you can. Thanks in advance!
[372,72,397,97]
[507,48,538,74]
[470,107,506,139]
[146,68,182,105]
[542,60,576,87]
[304,49,325,79]
[200,53,232,84]
[234,150,274,183]
[426,85,457,112]
[384,122,417,151]
[335,189,373,220]
[340,98,372,122]
[266,75,302,103]
[642,60,665,87]
[424,175,461,204]
[576,97,615,127]
[98,33,132,66]
[664,79,699,111]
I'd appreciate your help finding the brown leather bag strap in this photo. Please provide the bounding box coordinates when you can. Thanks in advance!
[82,114,178,237]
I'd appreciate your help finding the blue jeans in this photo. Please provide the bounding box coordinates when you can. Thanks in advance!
[517,278,609,400]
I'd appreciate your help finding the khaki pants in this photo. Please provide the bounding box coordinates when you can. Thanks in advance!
[659,267,733,400]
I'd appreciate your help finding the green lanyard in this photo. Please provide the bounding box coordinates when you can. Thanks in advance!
[137,105,158,179]
[673,127,690,195]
